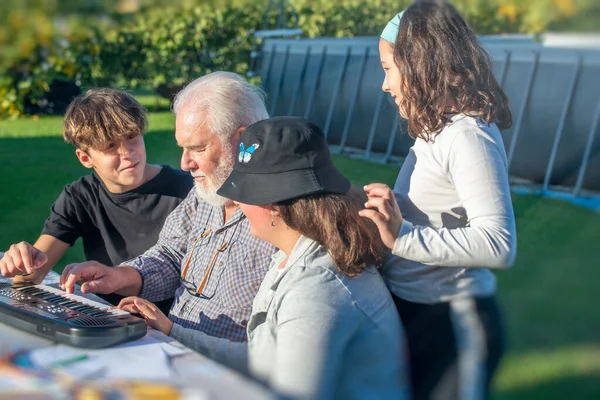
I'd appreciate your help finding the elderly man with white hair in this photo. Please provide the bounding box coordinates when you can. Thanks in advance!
[59,72,276,363]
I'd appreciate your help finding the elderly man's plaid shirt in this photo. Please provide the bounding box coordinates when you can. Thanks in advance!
[124,189,276,342]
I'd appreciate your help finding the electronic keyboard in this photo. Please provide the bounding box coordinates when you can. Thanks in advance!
[0,283,146,348]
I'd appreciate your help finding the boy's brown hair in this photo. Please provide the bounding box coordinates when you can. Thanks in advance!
[63,88,148,151]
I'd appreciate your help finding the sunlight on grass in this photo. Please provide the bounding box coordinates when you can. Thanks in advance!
[0,112,176,138]
[493,345,600,399]
[136,94,171,111]
[0,115,64,137]
[496,345,600,391]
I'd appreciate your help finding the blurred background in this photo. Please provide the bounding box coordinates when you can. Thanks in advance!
[1,0,598,119]
[0,0,599,399]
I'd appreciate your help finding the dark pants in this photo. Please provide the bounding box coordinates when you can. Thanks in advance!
[393,294,505,400]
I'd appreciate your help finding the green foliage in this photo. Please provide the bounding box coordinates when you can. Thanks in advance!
[0,35,102,119]
[99,3,269,89]
[0,0,593,118]
[69,0,545,90]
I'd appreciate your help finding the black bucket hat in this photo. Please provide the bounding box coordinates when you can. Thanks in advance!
[217,116,351,205]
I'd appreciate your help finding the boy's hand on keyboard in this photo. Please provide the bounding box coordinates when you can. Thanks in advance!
[12,270,45,285]
[118,297,173,335]
[0,241,48,277]
[60,261,120,294]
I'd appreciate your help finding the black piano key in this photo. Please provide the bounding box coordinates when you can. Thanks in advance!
[88,311,107,317]
[16,288,112,317]
[19,287,40,294]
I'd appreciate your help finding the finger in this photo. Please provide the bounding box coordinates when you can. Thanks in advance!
[358,209,399,250]
[363,183,389,194]
[5,253,26,277]
[358,209,395,243]
[6,249,26,275]
[118,297,143,315]
[117,296,139,309]
[358,208,387,227]
[363,182,387,189]
[1,257,11,276]
[16,243,34,274]
[60,264,78,288]
[119,303,141,314]
[135,300,170,332]
[62,266,84,294]
[364,198,394,221]
[80,280,101,294]
[364,184,394,201]
[135,299,160,320]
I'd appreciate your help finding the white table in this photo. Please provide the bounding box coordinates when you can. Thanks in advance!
[0,267,271,399]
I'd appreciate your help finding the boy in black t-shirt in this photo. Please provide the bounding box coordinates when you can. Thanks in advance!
[0,88,193,311]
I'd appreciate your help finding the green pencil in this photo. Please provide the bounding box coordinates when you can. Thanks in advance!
[48,354,89,369]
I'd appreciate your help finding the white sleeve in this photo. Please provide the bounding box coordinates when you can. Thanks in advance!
[170,323,248,374]
[392,127,517,269]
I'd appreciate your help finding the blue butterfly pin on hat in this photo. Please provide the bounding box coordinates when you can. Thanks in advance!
[217,116,351,205]
[239,142,259,163]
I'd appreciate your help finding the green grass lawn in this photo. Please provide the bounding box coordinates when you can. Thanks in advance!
[1,111,599,399]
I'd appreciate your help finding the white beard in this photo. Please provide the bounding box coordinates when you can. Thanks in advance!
[194,145,235,207]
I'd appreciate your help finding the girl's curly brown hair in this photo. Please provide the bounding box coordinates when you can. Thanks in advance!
[394,1,512,139]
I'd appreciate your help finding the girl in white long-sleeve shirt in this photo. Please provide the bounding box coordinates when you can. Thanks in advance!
[360,2,517,400]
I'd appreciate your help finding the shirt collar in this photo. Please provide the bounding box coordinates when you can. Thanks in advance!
[269,235,320,290]
[199,201,246,234]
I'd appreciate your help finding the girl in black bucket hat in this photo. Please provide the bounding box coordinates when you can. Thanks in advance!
[217,116,408,399]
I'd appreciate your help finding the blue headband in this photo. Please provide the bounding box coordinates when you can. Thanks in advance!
[380,11,405,43]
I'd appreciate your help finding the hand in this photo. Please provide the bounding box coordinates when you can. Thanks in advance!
[358,183,403,250]
[117,297,173,335]
[59,261,122,295]
[12,270,46,285]
[0,241,48,277]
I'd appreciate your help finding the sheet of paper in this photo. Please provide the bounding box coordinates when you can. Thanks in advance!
[27,332,180,381]
[147,328,193,357]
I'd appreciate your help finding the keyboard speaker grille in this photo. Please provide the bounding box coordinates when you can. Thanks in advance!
[67,316,117,327]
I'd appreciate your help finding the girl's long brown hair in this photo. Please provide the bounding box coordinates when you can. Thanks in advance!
[394,1,512,139]
[274,187,386,277]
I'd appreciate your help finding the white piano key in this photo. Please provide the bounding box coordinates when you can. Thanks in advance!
[22,284,130,316]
